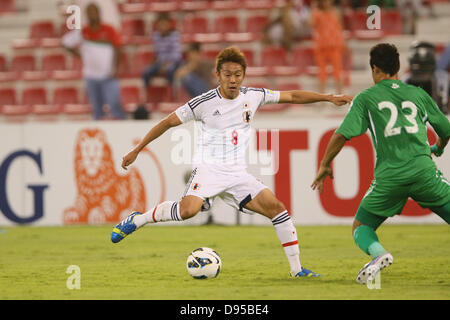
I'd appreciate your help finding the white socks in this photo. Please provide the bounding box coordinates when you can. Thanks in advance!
[134,201,182,228]
[272,211,302,275]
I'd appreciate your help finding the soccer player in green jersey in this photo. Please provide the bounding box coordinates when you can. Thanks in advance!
[311,43,450,284]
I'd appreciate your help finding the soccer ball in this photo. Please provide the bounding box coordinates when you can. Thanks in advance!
[186,247,222,279]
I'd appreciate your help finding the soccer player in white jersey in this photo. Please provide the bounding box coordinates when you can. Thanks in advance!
[112,46,352,277]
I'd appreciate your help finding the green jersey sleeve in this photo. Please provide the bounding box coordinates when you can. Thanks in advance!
[421,89,450,139]
[335,93,369,139]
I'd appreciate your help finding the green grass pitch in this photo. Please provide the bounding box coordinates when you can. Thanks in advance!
[0,224,449,300]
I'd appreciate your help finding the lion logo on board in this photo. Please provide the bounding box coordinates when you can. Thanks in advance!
[63,128,147,225]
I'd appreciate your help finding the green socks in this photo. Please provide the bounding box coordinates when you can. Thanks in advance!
[353,225,387,259]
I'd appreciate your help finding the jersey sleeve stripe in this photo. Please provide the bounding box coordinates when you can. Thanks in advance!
[190,92,217,110]
[188,91,216,109]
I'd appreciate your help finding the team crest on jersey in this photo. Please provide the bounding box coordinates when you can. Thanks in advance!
[192,183,200,191]
[391,83,399,89]
[243,102,249,108]
[243,110,252,123]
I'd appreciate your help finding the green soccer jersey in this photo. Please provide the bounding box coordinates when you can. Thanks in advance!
[336,79,450,179]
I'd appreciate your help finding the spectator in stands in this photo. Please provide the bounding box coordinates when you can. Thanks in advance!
[309,0,345,93]
[174,42,215,98]
[262,0,311,51]
[397,0,424,34]
[62,2,125,120]
[142,13,183,99]
[436,43,450,113]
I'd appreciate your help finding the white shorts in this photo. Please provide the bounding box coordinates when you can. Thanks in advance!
[183,166,268,212]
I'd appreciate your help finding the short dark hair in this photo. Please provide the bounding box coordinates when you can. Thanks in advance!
[369,43,400,76]
[216,46,247,74]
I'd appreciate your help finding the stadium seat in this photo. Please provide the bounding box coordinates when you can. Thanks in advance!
[344,10,384,40]
[291,47,316,74]
[0,55,7,73]
[52,56,82,81]
[42,54,67,72]
[122,18,148,45]
[117,51,131,78]
[241,49,255,67]
[182,15,209,34]
[214,16,240,33]
[261,47,289,67]
[0,88,17,107]
[11,54,35,73]
[30,21,56,39]
[203,49,221,61]
[121,86,141,112]
[53,87,79,105]
[245,15,269,34]
[381,10,402,36]
[13,21,57,50]
[0,0,15,13]
[22,87,48,106]
[131,51,155,76]
[146,85,173,103]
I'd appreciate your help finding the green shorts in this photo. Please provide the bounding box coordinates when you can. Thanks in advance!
[360,165,450,218]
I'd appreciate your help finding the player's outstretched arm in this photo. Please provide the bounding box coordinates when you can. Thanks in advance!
[279,90,353,106]
[311,133,347,193]
[121,112,182,170]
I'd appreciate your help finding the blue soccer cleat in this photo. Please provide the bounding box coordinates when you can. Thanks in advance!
[356,252,393,284]
[111,211,142,243]
[292,268,321,277]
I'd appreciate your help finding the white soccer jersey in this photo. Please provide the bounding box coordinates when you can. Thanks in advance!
[175,86,280,172]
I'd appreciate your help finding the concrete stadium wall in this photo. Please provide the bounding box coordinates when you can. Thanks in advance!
[0,117,449,226]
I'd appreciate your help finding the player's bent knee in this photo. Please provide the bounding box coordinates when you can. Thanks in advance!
[179,196,203,220]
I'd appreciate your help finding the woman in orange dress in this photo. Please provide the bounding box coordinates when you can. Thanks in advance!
[309,0,345,93]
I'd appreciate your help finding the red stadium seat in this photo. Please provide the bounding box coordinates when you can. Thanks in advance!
[0,88,16,107]
[344,10,384,40]
[146,85,173,103]
[291,47,315,74]
[30,21,56,39]
[214,16,240,33]
[0,0,15,13]
[121,86,141,111]
[22,87,47,106]
[11,54,35,72]
[0,55,7,72]
[42,54,67,72]
[53,87,79,105]
[241,49,255,67]
[203,49,220,61]
[122,18,147,37]
[261,47,289,67]
[122,18,148,44]
[131,51,155,76]
[117,51,130,77]
[245,15,268,34]
[381,10,402,36]
[182,16,209,34]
